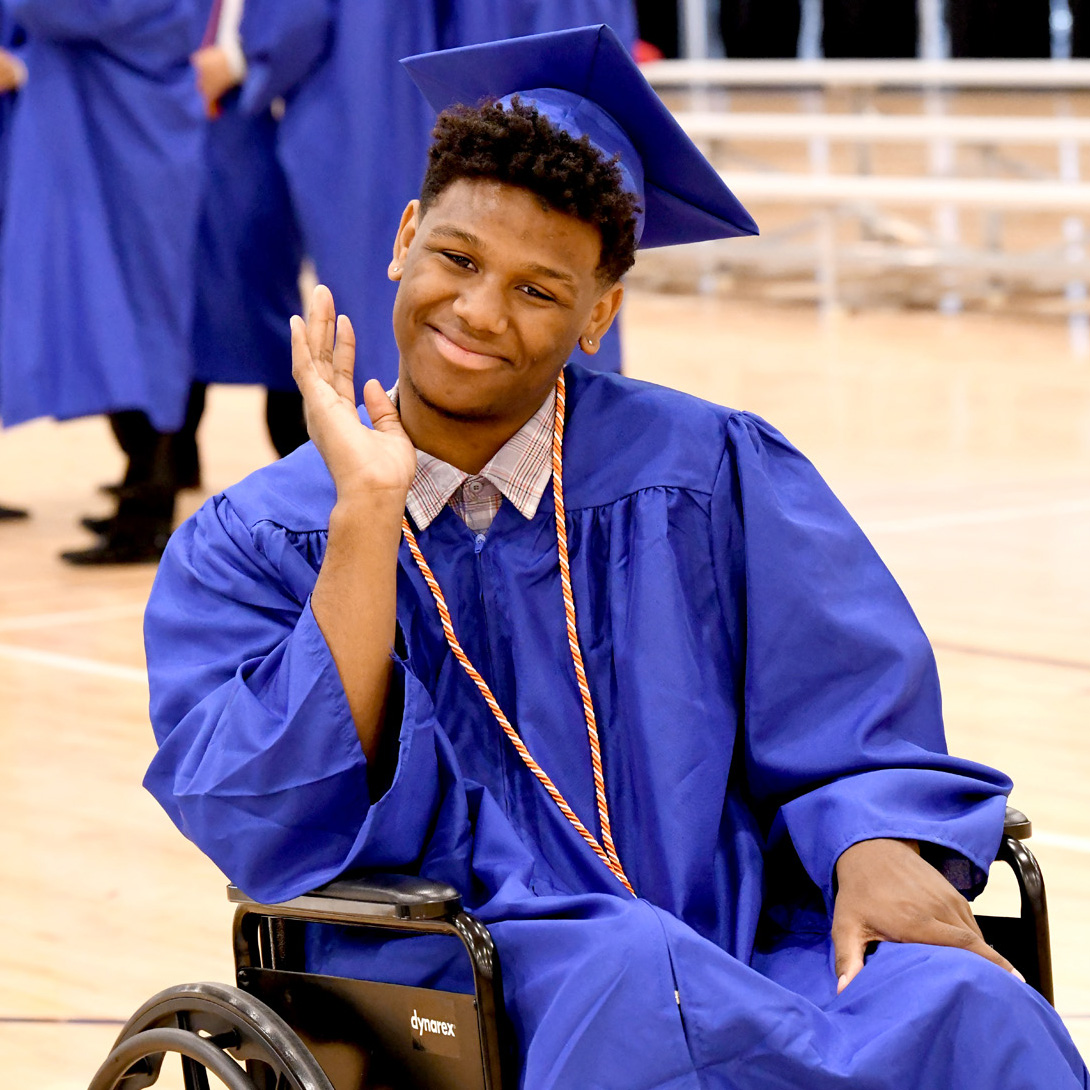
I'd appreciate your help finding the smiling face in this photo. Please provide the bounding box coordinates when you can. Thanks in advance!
[388,178,624,464]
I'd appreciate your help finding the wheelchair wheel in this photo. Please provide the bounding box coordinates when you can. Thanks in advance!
[87,981,335,1090]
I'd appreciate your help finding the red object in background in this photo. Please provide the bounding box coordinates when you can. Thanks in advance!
[633,38,665,64]
[201,0,224,48]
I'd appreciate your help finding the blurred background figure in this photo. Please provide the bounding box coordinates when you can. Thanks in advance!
[167,0,309,506]
[0,0,208,564]
[0,3,26,523]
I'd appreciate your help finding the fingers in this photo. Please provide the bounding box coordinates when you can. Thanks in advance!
[930,921,1018,976]
[293,289,355,405]
[289,315,321,403]
[307,285,337,382]
[362,379,405,434]
[832,916,1020,997]
[832,917,869,994]
[331,315,357,403]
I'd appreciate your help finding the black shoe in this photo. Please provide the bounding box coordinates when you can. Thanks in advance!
[60,530,170,566]
[98,468,200,498]
[80,515,115,536]
[0,504,28,521]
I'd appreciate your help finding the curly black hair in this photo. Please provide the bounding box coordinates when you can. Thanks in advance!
[419,98,641,284]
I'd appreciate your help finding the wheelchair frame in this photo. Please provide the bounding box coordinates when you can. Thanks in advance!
[975,806,1053,1004]
[229,875,506,1090]
[87,805,1050,1090]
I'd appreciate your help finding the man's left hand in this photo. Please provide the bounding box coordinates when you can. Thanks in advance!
[832,837,1016,993]
[191,45,240,114]
[0,48,27,94]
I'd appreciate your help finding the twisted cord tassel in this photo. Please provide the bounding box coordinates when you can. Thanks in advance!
[550,372,628,885]
[400,371,635,897]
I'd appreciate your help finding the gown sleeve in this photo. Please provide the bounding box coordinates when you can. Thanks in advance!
[236,0,334,116]
[712,412,1012,912]
[143,493,448,904]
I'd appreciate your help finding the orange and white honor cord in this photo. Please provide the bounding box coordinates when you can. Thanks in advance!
[400,371,636,897]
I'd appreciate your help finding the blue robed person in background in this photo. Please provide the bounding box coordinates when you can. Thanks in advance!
[0,3,27,523]
[143,26,1088,1089]
[234,0,637,394]
[0,0,209,563]
[164,0,310,506]
[79,0,311,552]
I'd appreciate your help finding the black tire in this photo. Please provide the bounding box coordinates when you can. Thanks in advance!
[87,981,335,1090]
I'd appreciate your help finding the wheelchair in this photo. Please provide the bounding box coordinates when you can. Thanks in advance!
[88,806,1052,1090]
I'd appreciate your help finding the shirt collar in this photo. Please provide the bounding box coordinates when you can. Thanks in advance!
[389,383,556,530]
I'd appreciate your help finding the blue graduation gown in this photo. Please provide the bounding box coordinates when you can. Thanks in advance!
[236,1,635,392]
[0,13,23,227]
[192,91,303,390]
[143,365,1088,1088]
[0,0,207,432]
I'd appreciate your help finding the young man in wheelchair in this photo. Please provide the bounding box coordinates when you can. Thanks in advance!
[143,25,1088,1089]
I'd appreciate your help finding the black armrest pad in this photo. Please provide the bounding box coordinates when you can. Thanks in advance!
[313,873,461,911]
[228,873,463,922]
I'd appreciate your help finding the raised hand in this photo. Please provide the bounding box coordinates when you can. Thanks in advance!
[291,285,416,506]
[832,837,1017,993]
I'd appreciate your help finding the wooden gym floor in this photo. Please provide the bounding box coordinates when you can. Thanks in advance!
[1,291,1087,1086]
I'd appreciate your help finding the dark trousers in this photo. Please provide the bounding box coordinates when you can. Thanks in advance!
[106,383,306,535]
[119,385,311,483]
[105,408,182,543]
[947,0,1052,57]
[264,387,309,459]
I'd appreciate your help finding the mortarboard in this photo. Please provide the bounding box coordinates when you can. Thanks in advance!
[400,24,758,249]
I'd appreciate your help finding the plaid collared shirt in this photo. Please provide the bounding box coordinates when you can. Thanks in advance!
[389,385,556,533]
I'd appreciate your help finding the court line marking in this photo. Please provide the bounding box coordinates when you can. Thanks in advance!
[0,602,146,632]
[1032,831,1090,856]
[866,497,1090,534]
[0,643,146,684]
[0,1016,126,1025]
[932,640,1090,674]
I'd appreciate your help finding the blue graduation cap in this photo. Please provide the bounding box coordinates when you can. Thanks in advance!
[400,24,758,249]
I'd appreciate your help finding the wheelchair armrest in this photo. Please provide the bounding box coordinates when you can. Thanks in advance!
[227,873,463,923]
[1004,805,1032,842]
